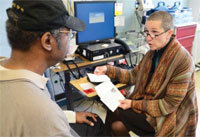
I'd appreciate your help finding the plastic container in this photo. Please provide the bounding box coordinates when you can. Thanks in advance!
[167,2,181,24]
[168,1,181,11]
[146,2,168,16]
[146,1,193,25]
[181,7,193,23]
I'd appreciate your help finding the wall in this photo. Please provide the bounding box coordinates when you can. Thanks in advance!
[188,0,200,22]
[0,0,12,57]
[152,0,188,8]
[115,0,189,37]
[0,0,189,57]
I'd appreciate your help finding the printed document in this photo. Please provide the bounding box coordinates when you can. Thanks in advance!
[95,81,125,112]
[87,73,110,83]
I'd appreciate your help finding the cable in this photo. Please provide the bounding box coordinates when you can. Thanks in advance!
[122,53,135,69]
[56,72,65,92]
[63,60,83,79]
[72,60,83,78]
[123,54,129,67]
[135,10,142,28]
[66,63,78,79]
[129,53,134,68]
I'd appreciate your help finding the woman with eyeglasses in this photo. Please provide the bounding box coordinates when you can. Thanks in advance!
[94,11,198,137]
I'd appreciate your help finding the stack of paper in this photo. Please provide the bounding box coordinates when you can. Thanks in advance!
[80,82,95,94]
[95,81,125,112]
[87,73,110,83]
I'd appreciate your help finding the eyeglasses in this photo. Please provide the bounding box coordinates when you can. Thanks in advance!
[142,29,169,39]
[59,29,77,40]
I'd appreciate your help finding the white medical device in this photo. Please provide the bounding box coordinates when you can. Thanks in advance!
[136,0,154,11]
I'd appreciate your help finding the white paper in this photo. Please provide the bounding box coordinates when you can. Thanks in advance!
[87,73,110,83]
[80,82,95,90]
[114,16,125,27]
[115,3,123,15]
[95,81,125,112]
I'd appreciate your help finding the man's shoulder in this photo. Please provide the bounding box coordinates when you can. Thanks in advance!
[0,82,71,134]
[0,67,48,89]
[0,78,59,116]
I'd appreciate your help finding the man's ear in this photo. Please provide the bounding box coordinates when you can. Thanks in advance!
[40,32,54,51]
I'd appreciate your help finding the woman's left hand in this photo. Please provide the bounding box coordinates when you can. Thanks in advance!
[119,99,132,110]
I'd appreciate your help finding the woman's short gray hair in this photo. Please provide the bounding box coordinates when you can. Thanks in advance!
[147,11,174,31]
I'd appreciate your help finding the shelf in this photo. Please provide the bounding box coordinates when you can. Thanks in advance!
[53,54,124,73]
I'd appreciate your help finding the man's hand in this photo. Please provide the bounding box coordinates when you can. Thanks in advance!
[119,99,132,110]
[94,66,107,75]
[76,112,97,126]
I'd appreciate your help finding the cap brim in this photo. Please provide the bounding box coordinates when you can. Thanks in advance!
[64,16,85,32]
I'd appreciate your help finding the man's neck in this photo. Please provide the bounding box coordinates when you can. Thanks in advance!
[1,50,48,75]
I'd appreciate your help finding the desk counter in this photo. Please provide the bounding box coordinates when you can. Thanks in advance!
[70,77,127,98]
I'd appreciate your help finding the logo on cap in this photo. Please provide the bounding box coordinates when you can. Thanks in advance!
[12,2,24,13]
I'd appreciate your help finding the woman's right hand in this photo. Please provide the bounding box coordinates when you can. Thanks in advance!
[94,66,107,75]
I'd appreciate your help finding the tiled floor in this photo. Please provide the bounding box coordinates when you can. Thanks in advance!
[69,71,200,137]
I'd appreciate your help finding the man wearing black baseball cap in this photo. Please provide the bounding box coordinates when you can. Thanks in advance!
[0,0,104,136]
[7,0,85,32]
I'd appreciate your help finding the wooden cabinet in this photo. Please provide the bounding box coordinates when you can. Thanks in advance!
[174,24,197,54]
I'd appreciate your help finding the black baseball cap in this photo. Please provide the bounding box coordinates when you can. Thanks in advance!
[6,0,85,32]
